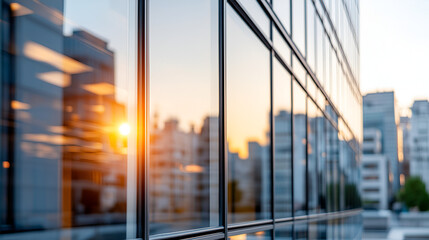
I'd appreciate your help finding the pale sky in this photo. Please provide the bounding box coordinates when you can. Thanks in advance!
[361,0,429,115]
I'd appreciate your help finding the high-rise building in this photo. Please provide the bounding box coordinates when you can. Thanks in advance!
[363,92,400,197]
[1,0,362,239]
[410,100,429,192]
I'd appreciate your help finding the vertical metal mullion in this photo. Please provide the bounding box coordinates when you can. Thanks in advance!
[137,0,149,239]
[290,4,295,236]
[219,0,228,239]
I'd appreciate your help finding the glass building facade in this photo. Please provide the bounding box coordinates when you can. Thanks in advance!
[0,0,362,239]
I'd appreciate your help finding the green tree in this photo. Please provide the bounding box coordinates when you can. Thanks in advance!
[398,176,429,211]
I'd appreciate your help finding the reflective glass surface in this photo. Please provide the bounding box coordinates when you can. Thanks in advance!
[293,56,306,87]
[308,220,318,239]
[307,99,319,214]
[275,223,293,240]
[149,0,219,234]
[306,0,316,71]
[292,0,306,55]
[0,0,363,238]
[293,81,307,216]
[227,4,271,223]
[229,230,272,240]
[273,0,291,34]
[0,0,137,239]
[238,0,270,38]
[326,121,339,212]
[273,58,292,219]
[318,116,327,213]
[294,223,308,240]
[273,27,292,67]
[316,18,324,83]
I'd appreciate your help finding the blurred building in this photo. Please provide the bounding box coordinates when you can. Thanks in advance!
[363,92,400,198]
[361,129,390,209]
[0,1,130,238]
[399,116,411,181]
[410,100,429,192]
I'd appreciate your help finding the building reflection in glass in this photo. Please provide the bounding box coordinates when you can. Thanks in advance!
[273,58,292,219]
[148,0,219,234]
[226,3,271,223]
[293,81,307,216]
[0,0,137,239]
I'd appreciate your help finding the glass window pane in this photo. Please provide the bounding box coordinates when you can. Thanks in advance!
[326,121,339,212]
[275,223,293,240]
[292,0,306,55]
[294,223,308,240]
[293,56,306,87]
[316,18,324,84]
[307,75,317,100]
[0,0,137,239]
[273,27,291,67]
[293,81,307,216]
[238,0,271,37]
[227,4,271,223]
[315,220,328,239]
[308,220,318,239]
[273,59,292,219]
[308,98,318,214]
[229,230,273,239]
[149,0,219,234]
[306,0,316,71]
[273,0,291,34]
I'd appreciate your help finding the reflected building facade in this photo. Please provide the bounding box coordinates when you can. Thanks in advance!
[1,0,136,239]
[1,0,362,239]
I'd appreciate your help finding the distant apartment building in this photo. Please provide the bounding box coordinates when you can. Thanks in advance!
[410,100,429,192]
[361,129,390,209]
[363,92,400,197]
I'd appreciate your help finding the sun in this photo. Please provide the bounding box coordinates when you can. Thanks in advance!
[119,123,130,136]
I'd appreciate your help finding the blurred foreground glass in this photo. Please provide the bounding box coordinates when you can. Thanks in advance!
[148,0,219,235]
[0,0,137,239]
[227,3,271,223]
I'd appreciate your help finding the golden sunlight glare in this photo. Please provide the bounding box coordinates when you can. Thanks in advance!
[119,123,131,136]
